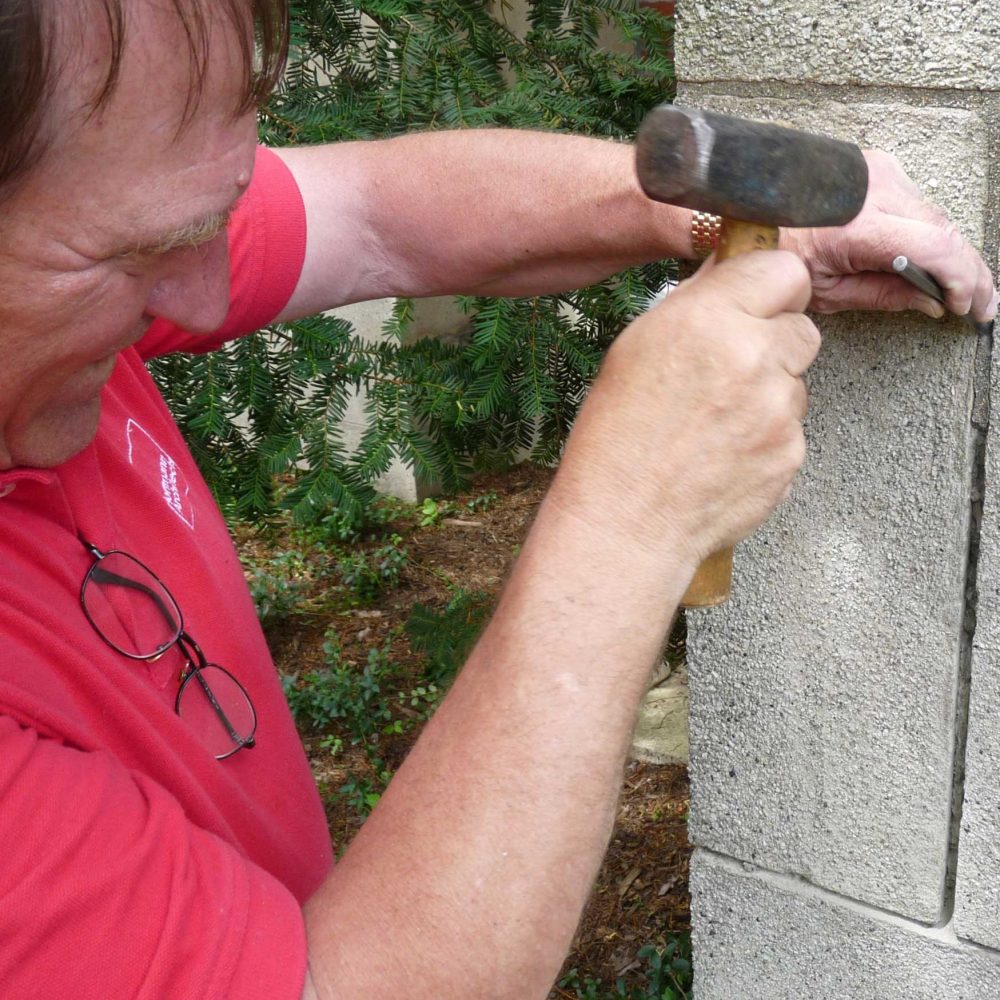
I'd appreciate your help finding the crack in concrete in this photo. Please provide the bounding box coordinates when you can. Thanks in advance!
[940,320,994,927]
[699,847,1000,956]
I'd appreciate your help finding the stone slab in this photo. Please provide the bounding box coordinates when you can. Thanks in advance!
[676,0,1000,91]
[681,96,988,921]
[955,251,1000,950]
[632,669,689,764]
[691,851,1000,1000]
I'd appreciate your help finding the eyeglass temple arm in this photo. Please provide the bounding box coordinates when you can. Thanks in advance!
[88,564,181,634]
[187,668,249,747]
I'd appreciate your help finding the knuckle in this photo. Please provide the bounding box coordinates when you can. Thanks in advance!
[796,314,822,350]
[869,282,903,313]
[764,386,805,438]
[728,331,768,377]
[867,148,911,184]
[923,201,951,228]
[765,429,806,484]
[806,277,839,315]
[767,250,812,297]
[866,147,897,169]
[770,396,797,436]
[940,221,966,254]
[775,315,820,369]
[791,378,809,419]
[866,223,903,265]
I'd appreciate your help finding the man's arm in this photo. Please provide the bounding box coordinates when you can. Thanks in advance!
[272,130,690,316]
[273,130,996,323]
[300,251,820,999]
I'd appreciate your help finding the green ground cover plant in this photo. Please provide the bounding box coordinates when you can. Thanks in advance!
[559,938,693,999]
[405,587,492,686]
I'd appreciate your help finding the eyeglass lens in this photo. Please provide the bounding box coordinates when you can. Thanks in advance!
[83,552,182,658]
[177,664,257,760]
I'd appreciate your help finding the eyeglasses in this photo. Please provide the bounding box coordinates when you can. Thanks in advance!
[79,539,257,761]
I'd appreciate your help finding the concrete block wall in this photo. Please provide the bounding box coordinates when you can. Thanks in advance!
[675,2,1000,995]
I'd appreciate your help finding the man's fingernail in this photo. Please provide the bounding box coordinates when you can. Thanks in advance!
[987,290,999,321]
[916,296,946,319]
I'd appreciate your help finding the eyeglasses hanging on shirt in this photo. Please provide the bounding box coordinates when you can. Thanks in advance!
[79,538,257,761]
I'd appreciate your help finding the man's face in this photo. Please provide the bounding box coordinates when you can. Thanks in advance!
[0,2,259,470]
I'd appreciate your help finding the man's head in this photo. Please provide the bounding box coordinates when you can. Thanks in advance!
[0,0,288,470]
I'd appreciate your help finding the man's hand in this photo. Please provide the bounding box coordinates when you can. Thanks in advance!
[783,149,998,322]
[548,249,820,569]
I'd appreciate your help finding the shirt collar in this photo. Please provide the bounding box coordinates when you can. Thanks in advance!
[0,467,57,499]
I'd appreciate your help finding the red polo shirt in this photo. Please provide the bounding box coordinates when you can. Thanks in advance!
[0,148,332,999]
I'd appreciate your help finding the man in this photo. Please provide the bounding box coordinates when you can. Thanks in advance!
[0,1,994,998]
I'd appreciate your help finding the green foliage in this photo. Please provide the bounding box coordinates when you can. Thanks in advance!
[399,682,441,721]
[246,547,312,621]
[283,630,397,738]
[271,1,675,141]
[338,772,386,817]
[150,1,675,524]
[464,490,499,513]
[418,491,498,526]
[336,532,409,601]
[558,937,693,1000]
[418,497,452,527]
[405,588,492,687]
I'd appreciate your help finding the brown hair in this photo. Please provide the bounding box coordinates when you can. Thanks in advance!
[0,0,289,192]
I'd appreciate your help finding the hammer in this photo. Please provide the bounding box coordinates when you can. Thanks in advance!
[634,106,869,608]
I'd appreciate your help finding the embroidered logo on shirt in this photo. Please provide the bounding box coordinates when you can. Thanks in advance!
[126,419,195,529]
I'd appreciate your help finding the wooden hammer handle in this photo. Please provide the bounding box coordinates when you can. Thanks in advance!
[680,218,780,609]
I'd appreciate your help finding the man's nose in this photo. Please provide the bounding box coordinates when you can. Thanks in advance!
[143,234,231,334]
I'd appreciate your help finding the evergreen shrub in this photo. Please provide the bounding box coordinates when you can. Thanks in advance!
[151,0,676,523]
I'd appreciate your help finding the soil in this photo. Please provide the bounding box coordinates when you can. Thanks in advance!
[240,464,692,991]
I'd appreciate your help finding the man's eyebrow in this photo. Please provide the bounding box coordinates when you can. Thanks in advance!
[113,206,235,260]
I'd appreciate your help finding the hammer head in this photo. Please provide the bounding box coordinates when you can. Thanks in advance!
[635,106,869,228]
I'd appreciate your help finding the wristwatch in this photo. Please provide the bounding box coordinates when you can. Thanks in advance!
[691,211,722,258]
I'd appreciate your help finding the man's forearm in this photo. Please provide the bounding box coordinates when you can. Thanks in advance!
[302,481,695,1000]
[276,130,693,319]
[299,247,822,999]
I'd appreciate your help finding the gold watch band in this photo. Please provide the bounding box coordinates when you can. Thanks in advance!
[691,211,722,258]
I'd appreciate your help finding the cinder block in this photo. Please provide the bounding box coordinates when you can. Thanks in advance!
[676,0,1000,91]
[691,851,1000,1000]
[958,641,1000,950]
[682,97,988,921]
[955,311,1000,951]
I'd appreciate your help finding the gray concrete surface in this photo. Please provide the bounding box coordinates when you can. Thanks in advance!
[683,93,987,923]
[675,0,1000,993]
[676,0,1000,91]
[691,851,1000,999]
[955,254,1000,950]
